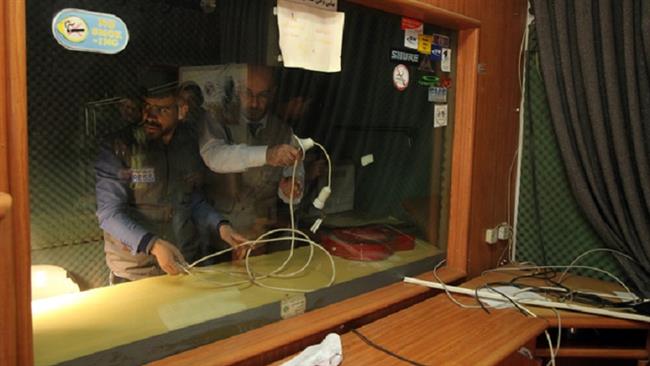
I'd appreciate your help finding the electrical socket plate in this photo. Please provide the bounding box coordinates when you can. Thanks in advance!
[497,225,512,240]
[485,228,498,244]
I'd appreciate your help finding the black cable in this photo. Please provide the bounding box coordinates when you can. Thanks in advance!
[482,286,531,317]
[474,285,491,314]
[351,328,428,366]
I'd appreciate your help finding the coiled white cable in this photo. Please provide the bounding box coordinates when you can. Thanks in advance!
[187,135,335,293]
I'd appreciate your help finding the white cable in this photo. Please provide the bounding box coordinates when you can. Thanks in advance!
[313,141,332,188]
[406,278,650,323]
[187,136,336,293]
[495,149,518,267]
[512,5,534,263]
[546,308,561,366]
[557,248,637,283]
[432,259,485,309]
[543,330,556,366]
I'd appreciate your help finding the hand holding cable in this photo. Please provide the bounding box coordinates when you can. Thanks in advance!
[150,239,188,275]
[266,144,301,167]
[218,223,249,260]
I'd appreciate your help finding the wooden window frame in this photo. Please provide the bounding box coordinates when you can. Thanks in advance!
[0,1,479,365]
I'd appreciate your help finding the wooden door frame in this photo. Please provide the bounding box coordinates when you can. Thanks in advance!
[1,1,478,365]
[1,0,32,365]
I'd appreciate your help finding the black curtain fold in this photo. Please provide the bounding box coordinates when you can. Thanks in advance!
[533,0,650,296]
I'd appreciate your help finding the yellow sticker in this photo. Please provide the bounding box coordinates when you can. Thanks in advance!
[418,34,433,55]
[56,16,88,43]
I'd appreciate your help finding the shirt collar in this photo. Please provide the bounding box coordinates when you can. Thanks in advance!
[242,114,268,129]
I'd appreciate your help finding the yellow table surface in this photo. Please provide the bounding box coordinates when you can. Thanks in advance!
[33,241,440,365]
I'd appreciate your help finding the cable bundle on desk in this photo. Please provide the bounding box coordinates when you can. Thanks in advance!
[405,249,650,366]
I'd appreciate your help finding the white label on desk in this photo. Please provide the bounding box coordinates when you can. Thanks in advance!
[281,293,306,319]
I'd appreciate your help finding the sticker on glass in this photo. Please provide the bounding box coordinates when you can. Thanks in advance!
[402,17,423,50]
[433,34,450,47]
[430,45,442,61]
[441,48,452,72]
[390,48,420,65]
[418,34,433,55]
[393,64,409,91]
[434,104,448,128]
[418,57,434,73]
[428,87,447,103]
[52,9,129,54]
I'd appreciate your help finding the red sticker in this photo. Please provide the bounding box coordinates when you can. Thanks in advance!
[401,17,423,30]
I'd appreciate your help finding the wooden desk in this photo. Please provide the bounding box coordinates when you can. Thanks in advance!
[274,270,650,366]
[462,270,650,365]
[273,291,547,366]
[333,295,545,366]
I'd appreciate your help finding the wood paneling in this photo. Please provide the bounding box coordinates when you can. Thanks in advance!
[424,0,527,275]
[0,5,17,363]
[447,26,479,271]
[348,0,479,29]
[356,0,528,275]
[467,0,527,275]
[0,193,12,220]
[1,0,32,365]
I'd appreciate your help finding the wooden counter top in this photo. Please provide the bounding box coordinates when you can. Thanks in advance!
[272,292,546,366]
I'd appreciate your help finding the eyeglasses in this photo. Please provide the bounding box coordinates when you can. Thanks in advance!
[240,88,272,103]
[142,102,177,116]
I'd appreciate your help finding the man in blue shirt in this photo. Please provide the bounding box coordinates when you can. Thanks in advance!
[95,83,246,283]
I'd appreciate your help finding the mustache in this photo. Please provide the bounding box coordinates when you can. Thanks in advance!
[141,120,162,129]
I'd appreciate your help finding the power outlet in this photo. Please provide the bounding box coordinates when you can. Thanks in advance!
[485,228,498,244]
[497,224,512,240]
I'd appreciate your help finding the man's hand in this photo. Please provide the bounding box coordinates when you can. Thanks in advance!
[219,224,249,260]
[150,239,187,275]
[266,144,301,167]
[279,177,303,199]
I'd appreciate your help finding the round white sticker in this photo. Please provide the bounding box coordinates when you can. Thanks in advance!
[393,64,409,91]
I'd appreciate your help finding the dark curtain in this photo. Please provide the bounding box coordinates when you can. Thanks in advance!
[532,0,650,296]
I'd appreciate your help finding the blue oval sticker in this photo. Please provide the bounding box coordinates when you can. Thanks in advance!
[52,9,129,54]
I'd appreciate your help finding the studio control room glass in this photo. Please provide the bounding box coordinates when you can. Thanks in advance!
[28,1,457,364]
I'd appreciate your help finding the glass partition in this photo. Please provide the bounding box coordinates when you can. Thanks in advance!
[28,0,457,364]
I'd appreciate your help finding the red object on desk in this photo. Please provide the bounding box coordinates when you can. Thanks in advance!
[320,225,415,261]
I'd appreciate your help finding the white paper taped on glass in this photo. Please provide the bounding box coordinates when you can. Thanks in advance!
[276,0,345,72]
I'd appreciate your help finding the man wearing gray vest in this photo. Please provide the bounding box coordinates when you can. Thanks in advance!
[199,64,304,240]
[95,83,246,284]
